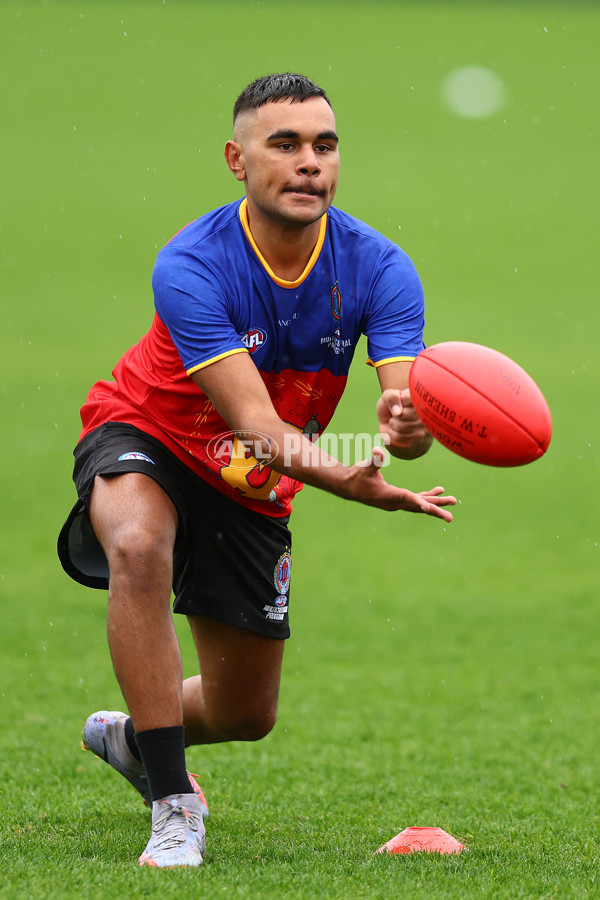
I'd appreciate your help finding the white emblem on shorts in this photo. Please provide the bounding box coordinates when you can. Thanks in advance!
[117,452,155,464]
[263,601,288,621]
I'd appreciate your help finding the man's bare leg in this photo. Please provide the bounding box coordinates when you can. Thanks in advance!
[87,472,205,867]
[182,616,285,745]
[89,472,182,732]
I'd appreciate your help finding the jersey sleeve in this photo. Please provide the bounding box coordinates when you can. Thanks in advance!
[152,245,246,375]
[363,245,426,367]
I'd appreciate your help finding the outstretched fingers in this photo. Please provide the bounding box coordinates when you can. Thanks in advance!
[347,451,457,521]
[415,486,457,521]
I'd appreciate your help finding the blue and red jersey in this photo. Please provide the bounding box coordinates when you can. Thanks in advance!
[80,198,425,516]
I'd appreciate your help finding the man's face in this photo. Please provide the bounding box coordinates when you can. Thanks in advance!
[227,97,340,229]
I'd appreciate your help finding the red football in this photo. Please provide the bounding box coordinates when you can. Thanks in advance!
[409,341,552,466]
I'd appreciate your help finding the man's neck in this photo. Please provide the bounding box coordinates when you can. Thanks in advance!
[245,205,323,283]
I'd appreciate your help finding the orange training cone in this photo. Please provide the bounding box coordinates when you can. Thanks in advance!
[375,826,465,856]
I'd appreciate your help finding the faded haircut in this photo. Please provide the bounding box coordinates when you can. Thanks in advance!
[233,73,332,125]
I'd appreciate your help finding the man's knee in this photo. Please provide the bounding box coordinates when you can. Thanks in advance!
[222,707,278,742]
[107,524,172,578]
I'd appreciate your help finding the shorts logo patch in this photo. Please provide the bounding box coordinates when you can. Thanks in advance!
[273,551,291,594]
[117,451,155,464]
[274,595,287,608]
[263,601,288,621]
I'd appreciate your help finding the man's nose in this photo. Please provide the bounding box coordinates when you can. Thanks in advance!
[296,147,321,176]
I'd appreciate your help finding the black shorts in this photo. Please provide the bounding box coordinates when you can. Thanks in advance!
[57,422,293,639]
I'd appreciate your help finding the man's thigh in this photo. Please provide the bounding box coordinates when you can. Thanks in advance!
[89,472,178,558]
[187,615,285,721]
[58,422,191,589]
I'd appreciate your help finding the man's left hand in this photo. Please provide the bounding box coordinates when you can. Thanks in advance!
[376,388,432,457]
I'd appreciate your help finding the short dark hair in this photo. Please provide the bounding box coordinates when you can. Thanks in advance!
[233,73,332,125]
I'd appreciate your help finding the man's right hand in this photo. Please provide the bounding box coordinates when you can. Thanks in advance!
[341,447,456,521]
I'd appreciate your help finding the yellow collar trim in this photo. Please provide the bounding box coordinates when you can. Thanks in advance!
[239,197,327,288]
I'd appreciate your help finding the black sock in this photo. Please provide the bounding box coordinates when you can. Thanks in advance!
[124,717,141,761]
[134,725,191,801]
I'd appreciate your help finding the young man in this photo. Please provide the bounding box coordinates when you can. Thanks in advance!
[58,73,456,868]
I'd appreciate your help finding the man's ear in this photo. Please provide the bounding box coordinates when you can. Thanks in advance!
[224,141,246,182]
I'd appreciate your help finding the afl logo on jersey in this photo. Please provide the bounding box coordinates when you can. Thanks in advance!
[241,328,267,353]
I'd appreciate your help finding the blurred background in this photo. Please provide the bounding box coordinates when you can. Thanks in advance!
[1,0,598,889]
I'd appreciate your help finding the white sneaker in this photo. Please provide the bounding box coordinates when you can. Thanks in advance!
[82,711,209,817]
[139,793,206,868]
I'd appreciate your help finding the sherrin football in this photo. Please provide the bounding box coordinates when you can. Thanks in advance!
[409,341,552,466]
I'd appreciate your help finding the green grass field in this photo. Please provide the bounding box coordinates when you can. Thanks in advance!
[1,1,599,897]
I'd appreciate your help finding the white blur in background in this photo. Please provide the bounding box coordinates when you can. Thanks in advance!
[441,66,506,118]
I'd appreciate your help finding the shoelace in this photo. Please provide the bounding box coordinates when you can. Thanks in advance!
[151,803,201,852]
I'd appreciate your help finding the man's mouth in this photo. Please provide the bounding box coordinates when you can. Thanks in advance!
[283,185,325,197]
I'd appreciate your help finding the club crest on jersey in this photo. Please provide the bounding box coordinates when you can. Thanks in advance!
[330,282,342,320]
[117,451,155,464]
[241,328,267,353]
[273,551,291,594]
